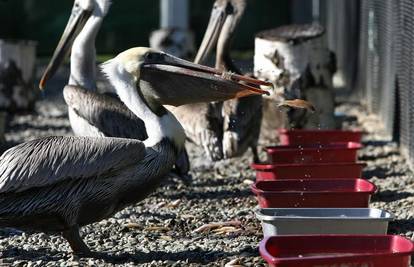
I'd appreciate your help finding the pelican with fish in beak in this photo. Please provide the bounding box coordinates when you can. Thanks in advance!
[0,47,268,256]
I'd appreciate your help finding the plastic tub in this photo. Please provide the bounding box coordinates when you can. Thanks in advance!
[278,128,363,145]
[252,162,366,181]
[265,142,361,164]
[255,208,393,236]
[260,235,414,267]
[251,179,376,208]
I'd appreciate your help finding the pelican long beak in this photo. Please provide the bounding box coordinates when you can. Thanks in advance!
[39,6,92,89]
[139,53,272,106]
[193,2,227,64]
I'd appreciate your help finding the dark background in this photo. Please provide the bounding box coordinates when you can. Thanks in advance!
[0,0,292,55]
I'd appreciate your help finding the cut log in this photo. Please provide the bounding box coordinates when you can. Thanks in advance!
[0,39,37,111]
[254,24,336,134]
[303,87,336,129]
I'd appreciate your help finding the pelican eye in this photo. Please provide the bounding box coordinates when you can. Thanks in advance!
[225,2,234,14]
[146,53,154,60]
[145,52,163,62]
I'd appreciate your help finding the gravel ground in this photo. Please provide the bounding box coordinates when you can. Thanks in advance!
[0,64,413,266]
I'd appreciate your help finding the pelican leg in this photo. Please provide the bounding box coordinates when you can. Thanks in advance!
[251,145,260,163]
[173,148,190,176]
[62,225,92,256]
[172,148,193,185]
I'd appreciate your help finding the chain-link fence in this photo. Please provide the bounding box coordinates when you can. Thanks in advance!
[364,0,398,140]
[321,0,414,165]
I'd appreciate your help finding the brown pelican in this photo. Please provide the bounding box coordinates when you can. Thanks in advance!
[0,48,268,255]
[39,0,190,175]
[170,0,263,162]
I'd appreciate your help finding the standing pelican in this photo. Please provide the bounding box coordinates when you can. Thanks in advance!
[166,0,312,162]
[0,48,268,255]
[170,0,263,162]
[39,0,189,175]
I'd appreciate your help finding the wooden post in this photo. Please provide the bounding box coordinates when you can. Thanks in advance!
[149,0,194,59]
[0,39,37,111]
[254,24,336,134]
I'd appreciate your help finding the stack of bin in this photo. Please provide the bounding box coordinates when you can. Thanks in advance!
[251,129,414,266]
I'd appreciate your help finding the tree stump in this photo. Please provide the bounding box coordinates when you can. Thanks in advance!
[254,23,336,136]
[0,39,37,111]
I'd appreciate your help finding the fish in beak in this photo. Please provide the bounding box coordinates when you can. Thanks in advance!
[194,0,244,64]
[278,99,316,112]
[105,48,272,106]
[39,4,92,89]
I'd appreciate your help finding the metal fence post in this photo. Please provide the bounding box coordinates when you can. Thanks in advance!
[160,0,188,29]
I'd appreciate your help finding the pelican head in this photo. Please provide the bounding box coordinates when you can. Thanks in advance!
[194,0,246,64]
[78,0,111,17]
[39,0,111,89]
[101,47,271,107]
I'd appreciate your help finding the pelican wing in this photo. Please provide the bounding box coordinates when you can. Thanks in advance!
[0,136,145,193]
[169,103,224,161]
[64,85,147,140]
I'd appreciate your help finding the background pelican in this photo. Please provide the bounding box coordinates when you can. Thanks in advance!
[0,48,267,256]
[39,0,190,175]
[170,0,263,162]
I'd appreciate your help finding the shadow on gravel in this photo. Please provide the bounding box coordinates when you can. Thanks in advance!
[97,246,258,265]
[363,167,406,179]
[389,219,414,234]
[163,188,252,200]
[131,211,177,221]
[359,151,400,161]
[191,178,242,188]
[371,190,414,203]
[0,248,235,265]
[102,249,236,264]
[0,247,63,262]
[362,140,395,146]
[1,247,256,265]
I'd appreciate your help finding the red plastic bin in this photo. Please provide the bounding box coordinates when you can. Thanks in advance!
[278,128,363,145]
[265,142,362,164]
[260,235,414,267]
[252,162,366,181]
[251,179,376,208]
